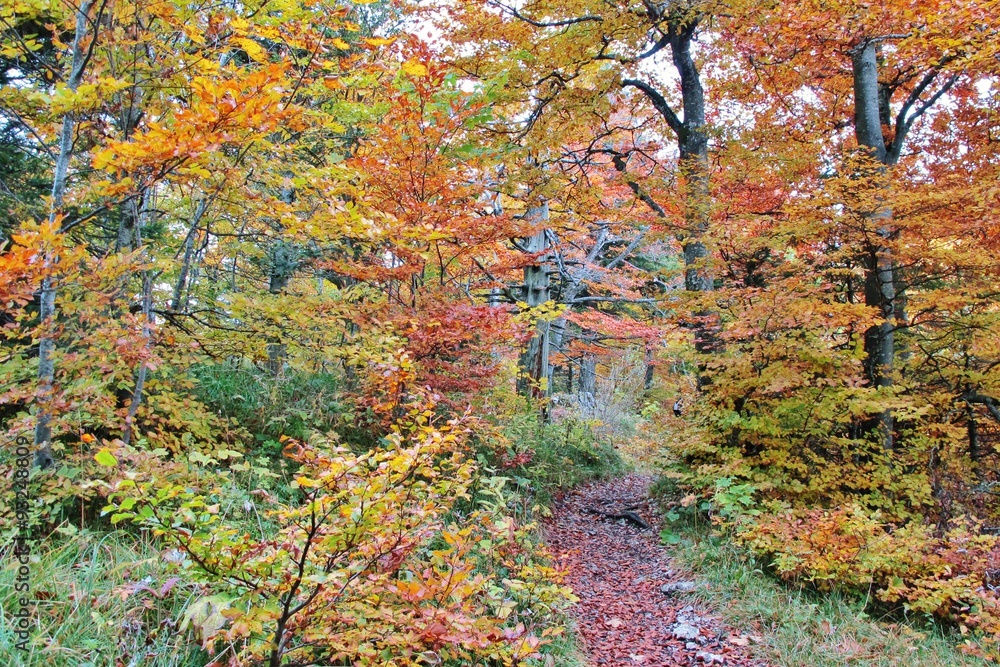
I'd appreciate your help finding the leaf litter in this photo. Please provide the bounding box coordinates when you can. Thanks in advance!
[544,474,768,667]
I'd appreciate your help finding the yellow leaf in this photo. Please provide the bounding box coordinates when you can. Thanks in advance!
[93,150,117,171]
[236,37,267,63]
[94,449,118,467]
[401,60,428,78]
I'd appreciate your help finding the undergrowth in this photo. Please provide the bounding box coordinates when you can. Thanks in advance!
[493,410,625,505]
[191,360,344,447]
[654,482,992,667]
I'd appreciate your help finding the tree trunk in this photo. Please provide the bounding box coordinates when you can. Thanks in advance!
[968,406,981,480]
[643,341,656,392]
[171,198,208,311]
[265,240,297,374]
[578,352,597,408]
[852,41,895,450]
[516,203,551,405]
[672,21,717,387]
[674,42,712,296]
[621,18,716,387]
[35,0,93,469]
[123,189,154,445]
[265,180,297,374]
[124,266,153,445]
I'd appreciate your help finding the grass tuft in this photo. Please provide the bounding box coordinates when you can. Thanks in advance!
[0,528,207,667]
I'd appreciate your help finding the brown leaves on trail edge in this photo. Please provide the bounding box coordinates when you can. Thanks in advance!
[544,475,768,667]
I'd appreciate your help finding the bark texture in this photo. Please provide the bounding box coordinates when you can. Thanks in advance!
[35,0,93,468]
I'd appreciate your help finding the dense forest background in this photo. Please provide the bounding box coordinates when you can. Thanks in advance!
[1,0,1000,664]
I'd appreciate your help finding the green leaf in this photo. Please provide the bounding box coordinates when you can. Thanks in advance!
[660,529,682,545]
[94,448,118,467]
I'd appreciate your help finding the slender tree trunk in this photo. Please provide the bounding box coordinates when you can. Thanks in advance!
[643,341,656,392]
[852,41,895,450]
[35,0,93,469]
[968,405,981,481]
[579,351,597,407]
[123,189,154,445]
[265,181,297,374]
[265,240,296,374]
[172,198,208,311]
[124,265,153,445]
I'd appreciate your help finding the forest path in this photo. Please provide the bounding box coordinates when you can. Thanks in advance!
[543,474,767,667]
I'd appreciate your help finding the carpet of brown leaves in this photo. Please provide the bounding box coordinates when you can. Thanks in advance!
[544,474,769,667]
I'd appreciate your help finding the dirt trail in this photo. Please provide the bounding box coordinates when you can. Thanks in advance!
[543,474,768,667]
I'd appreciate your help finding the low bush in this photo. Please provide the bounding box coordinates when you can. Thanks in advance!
[737,506,1000,657]
[666,515,991,667]
[99,408,576,667]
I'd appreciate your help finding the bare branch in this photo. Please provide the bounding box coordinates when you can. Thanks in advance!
[887,66,958,165]
[487,0,602,27]
[621,78,683,136]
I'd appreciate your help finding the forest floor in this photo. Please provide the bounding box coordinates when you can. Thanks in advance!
[544,474,768,667]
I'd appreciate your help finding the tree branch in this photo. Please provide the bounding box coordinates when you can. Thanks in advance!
[963,393,1000,424]
[887,67,958,165]
[487,0,602,27]
[621,78,683,136]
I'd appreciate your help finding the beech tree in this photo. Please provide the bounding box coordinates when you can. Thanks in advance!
[430,0,734,391]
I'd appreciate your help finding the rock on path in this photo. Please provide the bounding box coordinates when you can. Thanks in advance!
[543,474,768,667]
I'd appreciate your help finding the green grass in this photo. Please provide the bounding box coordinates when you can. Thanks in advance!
[0,528,207,667]
[191,360,345,448]
[500,413,626,504]
[670,521,991,667]
[544,621,589,667]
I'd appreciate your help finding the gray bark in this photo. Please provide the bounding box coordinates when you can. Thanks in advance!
[35,0,93,468]
[852,41,895,450]
[852,43,889,163]
[579,352,597,401]
[623,16,716,386]
[265,183,297,374]
[517,203,551,401]
[124,261,153,445]
[671,23,713,296]
[172,199,209,311]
